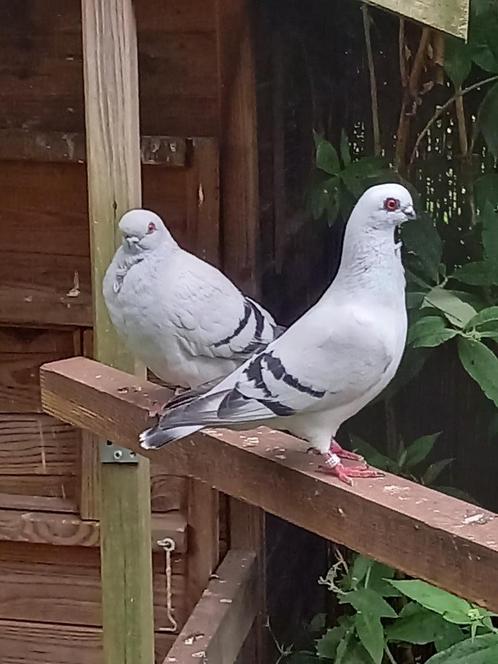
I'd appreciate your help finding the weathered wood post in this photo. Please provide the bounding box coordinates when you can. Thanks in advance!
[81,1,155,662]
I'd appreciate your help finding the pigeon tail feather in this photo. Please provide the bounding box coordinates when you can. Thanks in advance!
[139,424,202,450]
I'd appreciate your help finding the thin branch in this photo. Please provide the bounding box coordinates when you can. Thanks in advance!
[362,4,381,155]
[409,75,498,165]
[455,87,469,156]
[399,18,408,89]
[408,27,431,98]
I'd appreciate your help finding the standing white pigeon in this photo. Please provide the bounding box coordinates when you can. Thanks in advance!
[139,183,416,484]
[103,209,283,392]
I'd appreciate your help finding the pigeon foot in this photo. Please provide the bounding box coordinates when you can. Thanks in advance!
[319,452,383,486]
[329,439,366,465]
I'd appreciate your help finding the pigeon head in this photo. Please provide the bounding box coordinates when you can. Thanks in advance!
[354,183,416,231]
[118,209,176,253]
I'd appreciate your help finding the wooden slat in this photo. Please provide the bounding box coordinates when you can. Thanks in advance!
[0,129,187,165]
[186,480,220,614]
[0,413,78,475]
[0,475,78,504]
[41,357,498,613]
[166,550,257,663]
[367,0,469,38]
[215,0,259,295]
[0,619,175,664]
[0,544,186,628]
[0,505,186,551]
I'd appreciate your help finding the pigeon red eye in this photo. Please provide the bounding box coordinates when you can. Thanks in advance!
[147,222,156,234]
[384,197,400,211]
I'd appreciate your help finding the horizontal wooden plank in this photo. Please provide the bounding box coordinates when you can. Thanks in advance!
[0,252,92,327]
[0,506,187,552]
[0,492,77,513]
[367,0,469,38]
[0,619,175,664]
[166,550,257,663]
[0,414,79,475]
[0,543,186,628]
[0,328,80,411]
[0,129,187,165]
[150,472,188,513]
[0,475,78,503]
[41,357,498,613]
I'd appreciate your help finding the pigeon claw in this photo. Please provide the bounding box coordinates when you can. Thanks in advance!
[329,439,367,466]
[319,462,384,486]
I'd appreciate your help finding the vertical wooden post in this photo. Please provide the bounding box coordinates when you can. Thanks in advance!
[81,1,155,663]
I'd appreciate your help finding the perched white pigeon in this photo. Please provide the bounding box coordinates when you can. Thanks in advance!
[103,209,283,391]
[139,184,416,484]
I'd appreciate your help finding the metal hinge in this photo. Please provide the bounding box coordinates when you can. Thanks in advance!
[100,441,139,464]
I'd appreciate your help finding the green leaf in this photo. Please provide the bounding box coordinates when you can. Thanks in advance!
[413,329,458,349]
[475,173,498,210]
[340,588,397,618]
[426,634,498,664]
[355,613,384,664]
[482,200,498,263]
[423,288,477,328]
[402,213,442,284]
[408,316,446,345]
[404,432,441,468]
[349,436,390,470]
[366,562,400,598]
[387,580,473,624]
[458,337,498,406]
[452,261,498,286]
[386,603,453,645]
[340,130,352,167]
[350,555,372,588]
[477,81,498,158]
[445,36,472,87]
[423,458,454,485]
[465,306,498,331]
[316,626,347,659]
[434,623,467,652]
[316,139,340,175]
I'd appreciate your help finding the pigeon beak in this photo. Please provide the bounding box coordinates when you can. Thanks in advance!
[403,205,416,221]
[125,235,140,248]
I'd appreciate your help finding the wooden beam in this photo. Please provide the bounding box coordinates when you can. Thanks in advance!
[366,0,469,39]
[0,129,187,166]
[215,0,259,295]
[41,357,498,613]
[81,0,154,663]
[165,550,257,663]
[0,506,187,552]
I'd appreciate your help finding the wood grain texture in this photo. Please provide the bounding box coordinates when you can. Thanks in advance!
[0,0,219,138]
[215,0,259,295]
[165,550,257,664]
[41,357,498,613]
[82,0,155,661]
[367,0,469,38]
[0,129,187,165]
[0,619,175,664]
[0,413,78,475]
[0,508,186,551]
[0,329,80,412]
[0,544,186,629]
[186,480,220,614]
[0,475,78,503]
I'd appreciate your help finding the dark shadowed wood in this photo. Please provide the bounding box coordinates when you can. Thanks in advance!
[0,129,187,165]
[41,357,498,612]
[215,0,259,295]
[0,493,77,513]
[0,475,78,504]
[166,550,257,663]
[0,544,186,628]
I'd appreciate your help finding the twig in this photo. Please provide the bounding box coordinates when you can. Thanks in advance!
[384,396,398,460]
[409,75,498,165]
[399,19,408,89]
[395,27,431,171]
[362,4,381,155]
[385,644,398,664]
[454,87,469,156]
[433,31,445,85]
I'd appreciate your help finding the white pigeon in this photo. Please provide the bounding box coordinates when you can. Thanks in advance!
[139,184,416,484]
[103,209,283,392]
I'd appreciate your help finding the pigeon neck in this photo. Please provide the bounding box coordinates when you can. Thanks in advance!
[330,222,403,295]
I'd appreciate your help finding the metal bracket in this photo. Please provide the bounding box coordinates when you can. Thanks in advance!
[100,441,138,464]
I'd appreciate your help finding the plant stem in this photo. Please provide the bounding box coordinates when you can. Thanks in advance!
[409,75,498,166]
[362,4,381,156]
[385,644,398,664]
[455,87,469,156]
[385,397,398,460]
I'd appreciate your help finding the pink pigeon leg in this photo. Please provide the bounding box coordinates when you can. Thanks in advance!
[330,439,366,464]
[319,452,383,486]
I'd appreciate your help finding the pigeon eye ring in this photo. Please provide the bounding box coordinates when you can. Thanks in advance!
[384,197,400,211]
[147,222,156,234]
